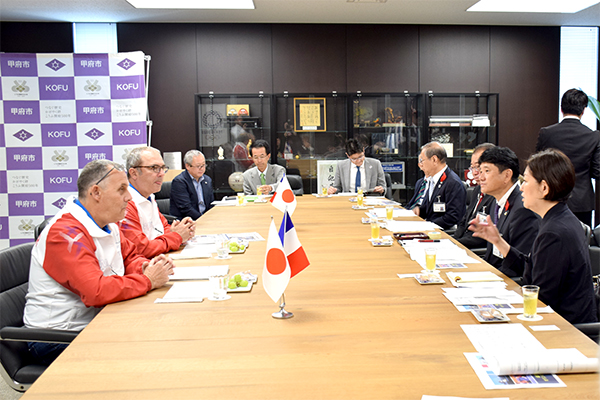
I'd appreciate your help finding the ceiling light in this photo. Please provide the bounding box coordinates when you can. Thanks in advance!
[467,0,600,13]
[126,0,255,9]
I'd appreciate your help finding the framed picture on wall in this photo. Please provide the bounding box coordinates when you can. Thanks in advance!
[294,97,326,132]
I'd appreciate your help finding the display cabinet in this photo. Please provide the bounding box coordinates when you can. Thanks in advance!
[426,92,498,181]
[273,92,349,193]
[195,92,271,199]
[349,92,425,202]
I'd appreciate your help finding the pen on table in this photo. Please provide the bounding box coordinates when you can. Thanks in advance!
[418,239,440,242]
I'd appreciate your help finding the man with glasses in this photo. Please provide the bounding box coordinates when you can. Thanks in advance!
[406,142,466,230]
[327,138,386,195]
[243,139,286,195]
[452,143,496,248]
[121,147,195,258]
[24,160,174,364]
[170,150,215,220]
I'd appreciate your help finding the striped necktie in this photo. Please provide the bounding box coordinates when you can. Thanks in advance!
[409,179,428,210]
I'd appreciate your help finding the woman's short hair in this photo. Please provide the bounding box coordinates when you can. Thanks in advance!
[527,149,575,203]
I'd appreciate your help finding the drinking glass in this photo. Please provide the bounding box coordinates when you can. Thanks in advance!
[425,248,437,273]
[357,193,364,207]
[386,205,394,221]
[522,285,540,318]
[237,193,244,205]
[370,221,380,239]
[321,186,327,196]
[209,274,229,300]
[216,239,230,259]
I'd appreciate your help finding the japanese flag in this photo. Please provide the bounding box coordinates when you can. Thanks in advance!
[263,219,291,303]
[270,175,297,215]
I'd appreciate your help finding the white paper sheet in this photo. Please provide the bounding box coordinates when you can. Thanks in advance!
[368,208,415,218]
[461,324,547,354]
[485,348,599,375]
[401,239,481,268]
[443,288,520,306]
[155,281,212,303]
[169,265,229,281]
[384,220,441,232]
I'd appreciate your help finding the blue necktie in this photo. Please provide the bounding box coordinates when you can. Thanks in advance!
[355,165,361,193]
[409,180,427,210]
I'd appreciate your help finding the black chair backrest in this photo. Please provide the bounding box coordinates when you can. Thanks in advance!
[0,242,38,389]
[34,218,52,241]
[155,180,172,200]
[384,173,392,200]
[286,175,304,196]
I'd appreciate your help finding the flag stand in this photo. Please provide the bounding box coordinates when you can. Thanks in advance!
[272,293,293,319]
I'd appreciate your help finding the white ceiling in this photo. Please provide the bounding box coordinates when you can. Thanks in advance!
[0,0,599,26]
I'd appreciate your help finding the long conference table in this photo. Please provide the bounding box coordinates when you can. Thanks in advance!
[21,196,599,399]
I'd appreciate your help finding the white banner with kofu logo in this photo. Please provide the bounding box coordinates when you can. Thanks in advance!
[0,51,148,250]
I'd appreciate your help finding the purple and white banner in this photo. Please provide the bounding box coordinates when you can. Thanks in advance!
[0,52,148,249]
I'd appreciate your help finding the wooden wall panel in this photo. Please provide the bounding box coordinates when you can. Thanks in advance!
[419,26,490,93]
[272,24,347,93]
[118,23,198,154]
[0,22,73,53]
[490,26,560,164]
[346,24,419,93]
[196,24,273,94]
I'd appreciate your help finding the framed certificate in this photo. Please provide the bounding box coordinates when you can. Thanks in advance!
[294,97,326,132]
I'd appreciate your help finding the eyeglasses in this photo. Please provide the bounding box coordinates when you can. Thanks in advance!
[135,165,169,174]
[95,166,116,185]
[469,166,481,173]
[190,164,206,169]
[252,155,269,160]
[349,154,365,162]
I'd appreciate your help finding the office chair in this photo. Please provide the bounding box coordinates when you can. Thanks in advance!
[0,243,78,392]
[33,218,52,241]
[154,181,177,223]
[286,175,304,196]
[384,173,393,200]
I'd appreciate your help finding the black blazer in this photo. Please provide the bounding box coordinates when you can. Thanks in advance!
[170,171,214,220]
[484,186,540,277]
[505,202,597,324]
[406,167,466,230]
[536,118,600,212]
[453,185,496,249]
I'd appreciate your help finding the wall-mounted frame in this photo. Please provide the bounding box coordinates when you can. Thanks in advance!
[294,97,326,132]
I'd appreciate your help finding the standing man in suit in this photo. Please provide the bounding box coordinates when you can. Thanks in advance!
[474,147,540,277]
[453,143,496,248]
[535,88,600,226]
[170,150,215,220]
[406,142,466,230]
[121,146,195,258]
[243,139,286,195]
[327,138,386,195]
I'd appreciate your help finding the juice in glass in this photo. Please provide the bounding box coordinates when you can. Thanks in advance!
[322,186,327,196]
[386,205,394,220]
[425,248,436,273]
[237,193,244,205]
[370,221,380,239]
[357,193,364,207]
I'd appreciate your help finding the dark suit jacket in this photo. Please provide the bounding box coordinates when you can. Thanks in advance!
[484,186,540,277]
[406,167,466,230]
[536,118,600,212]
[504,202,597,324]
[453,185,496,249]
[170,171,214,220]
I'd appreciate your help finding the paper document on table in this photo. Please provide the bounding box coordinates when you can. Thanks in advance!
[461,324,547,353]
[212,198,238,206]
[446,271,503,285]
[503,306,554,315]
[464,353,566,390]
[363,197,400,206]
[170,243,214,259]
[443,287,519,306]
[385,220,441,232]
[155,281,211,303]
[170,265,229,281]
[401,239,480,268]
[369,208,415,219]
[224,232,265,242]
[484,348,599,375]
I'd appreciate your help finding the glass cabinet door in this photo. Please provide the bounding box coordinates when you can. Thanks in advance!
[196,93,271,199]
[350,92,424,203]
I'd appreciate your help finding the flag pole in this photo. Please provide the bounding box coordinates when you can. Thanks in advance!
[272,293,293,319]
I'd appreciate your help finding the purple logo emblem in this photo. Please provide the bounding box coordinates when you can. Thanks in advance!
[52,197,68,209]
[117,58,136,70]
[46,59,66,72]
[85,128,105,141]
[14,129,33,142]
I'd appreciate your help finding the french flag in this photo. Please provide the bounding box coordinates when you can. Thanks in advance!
[278,210,310,278]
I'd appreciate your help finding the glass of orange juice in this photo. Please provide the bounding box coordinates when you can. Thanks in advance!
[370,221,380,239]
[386,205,394,220]
[425,248,436,273]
